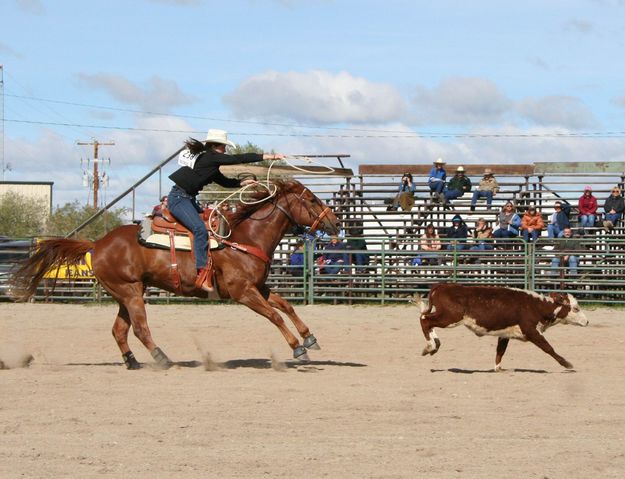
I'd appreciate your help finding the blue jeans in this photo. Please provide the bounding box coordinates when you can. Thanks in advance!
[579,215,595,229]
[443,189,463,201]
[429,180,445,193]
[522,230,541,242]
[493,228,517,239]
[547,224,565,238]
[470,242,493,251]
[605,213,621,224]
[551,256,578,276]
[167,186,207,269]
[471,190,493,206]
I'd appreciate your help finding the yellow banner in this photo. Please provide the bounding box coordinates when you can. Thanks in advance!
[43,250,95,279]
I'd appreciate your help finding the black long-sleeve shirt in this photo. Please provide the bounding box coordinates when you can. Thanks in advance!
[169,150,263,196]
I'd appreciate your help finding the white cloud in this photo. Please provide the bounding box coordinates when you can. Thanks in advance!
[15,0,44,15]
[224,70,407,124]
[75,73,197,112]
[516,96,597,129]
[412,77,512,125]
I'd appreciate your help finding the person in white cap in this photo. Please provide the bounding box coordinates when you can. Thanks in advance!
[443,166,472,204]
[428,158,447,202]
[577,185,597,235]
[167,129,284,292]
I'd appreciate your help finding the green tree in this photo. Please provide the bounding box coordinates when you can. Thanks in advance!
[45,201,127,239]
[0,193,47,237]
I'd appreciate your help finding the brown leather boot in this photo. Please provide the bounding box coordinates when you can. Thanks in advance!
[195,268,214,292]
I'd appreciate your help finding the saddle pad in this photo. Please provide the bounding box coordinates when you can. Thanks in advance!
[145,234,219,251]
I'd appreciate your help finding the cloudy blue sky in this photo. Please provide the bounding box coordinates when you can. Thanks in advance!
[2,0,625,214]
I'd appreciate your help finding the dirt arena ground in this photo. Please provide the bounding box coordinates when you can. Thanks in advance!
[1,302,624,478]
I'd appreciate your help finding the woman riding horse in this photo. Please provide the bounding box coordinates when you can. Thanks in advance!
[11,179,339,369]
[168,129,284,292]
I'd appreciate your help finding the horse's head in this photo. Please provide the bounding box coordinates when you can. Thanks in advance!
[279,180,341,235]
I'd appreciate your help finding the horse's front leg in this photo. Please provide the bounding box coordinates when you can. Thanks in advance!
[268,292,320,350]
[235,287,309,361]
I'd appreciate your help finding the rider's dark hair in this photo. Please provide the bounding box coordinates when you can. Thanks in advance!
[184,138,207,156]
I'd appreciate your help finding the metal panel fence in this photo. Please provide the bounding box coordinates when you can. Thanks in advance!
[1,237,624,304]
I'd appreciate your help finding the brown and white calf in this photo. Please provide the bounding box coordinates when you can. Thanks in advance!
[417,283,588,370]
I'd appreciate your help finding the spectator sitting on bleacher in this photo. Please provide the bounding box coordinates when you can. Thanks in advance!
[428,158,447,203]
[417,223,442,265]
[151,196,168,218]
[578,186,598,235]
[445,214,469,251]
[443,166,472,204]
[346,228,369,267]
[320,236,349,274]
[547,200,571,238]
[470,217,493,250]
[520,205,544,242]
[289,240,305,277]
[603,186,624,231]
[389,172,416,211]
[550,227,581,277]
[492,201,521,239]
[470,168,499,211]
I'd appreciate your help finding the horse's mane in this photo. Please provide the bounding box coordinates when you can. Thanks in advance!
[230,180,291,227]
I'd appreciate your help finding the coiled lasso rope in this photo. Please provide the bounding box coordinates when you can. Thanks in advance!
[207,155,336,239]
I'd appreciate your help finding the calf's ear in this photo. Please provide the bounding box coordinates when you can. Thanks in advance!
[549,292,569,305]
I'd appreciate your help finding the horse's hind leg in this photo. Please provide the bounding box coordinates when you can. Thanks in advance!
[268,292,320,350]
[112,304,141,369]
[105,281,172,369]
[236,287,308,360]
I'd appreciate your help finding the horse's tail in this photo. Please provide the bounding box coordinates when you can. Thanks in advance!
[9,238,94,302]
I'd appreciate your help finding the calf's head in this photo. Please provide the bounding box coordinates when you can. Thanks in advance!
[549,293,589,327]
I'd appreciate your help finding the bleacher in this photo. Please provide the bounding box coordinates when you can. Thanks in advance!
[2,162,624,304]
[265,162,625,304]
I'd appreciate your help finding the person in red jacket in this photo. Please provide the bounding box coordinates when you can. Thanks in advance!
[577,186,598,235]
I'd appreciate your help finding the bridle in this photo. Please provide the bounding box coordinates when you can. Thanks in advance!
[274,187,332,233]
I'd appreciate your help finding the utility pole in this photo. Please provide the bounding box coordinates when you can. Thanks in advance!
[77,139,114,208]
[1,65,4,181]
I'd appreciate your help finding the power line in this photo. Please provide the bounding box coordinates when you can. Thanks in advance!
[5,117,625,138]
[7,92,625,139]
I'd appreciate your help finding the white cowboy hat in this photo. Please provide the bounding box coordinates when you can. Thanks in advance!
[456,166,465,172]
[484,168,493,175]
[434,158,445,165]
[204,129,237,148]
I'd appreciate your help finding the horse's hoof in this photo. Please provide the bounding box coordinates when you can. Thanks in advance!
[151,347,173,369]
[303,335,321,350]
[123,351,141,370]
[293,346,310,362]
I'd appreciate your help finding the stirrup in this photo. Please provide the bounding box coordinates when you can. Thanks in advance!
[195,268,214,292]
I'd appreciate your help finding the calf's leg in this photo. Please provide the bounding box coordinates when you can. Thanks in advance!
[523,328,573,369]
[494,338,510,371]
[420,312,443,356]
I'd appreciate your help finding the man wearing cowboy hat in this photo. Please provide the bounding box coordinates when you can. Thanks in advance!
[443,166,472,204]
[470,168,499,210]
[168,129,285,292]
[428,158,447,203]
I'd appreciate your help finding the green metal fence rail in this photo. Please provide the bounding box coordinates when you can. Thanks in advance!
[1,236,624,304]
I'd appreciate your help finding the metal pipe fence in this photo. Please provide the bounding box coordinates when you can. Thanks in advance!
[1,237,624,304]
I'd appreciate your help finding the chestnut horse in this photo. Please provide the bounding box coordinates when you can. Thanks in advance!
[11,180,340,369]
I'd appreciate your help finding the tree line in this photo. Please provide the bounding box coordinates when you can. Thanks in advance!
[0,193,126,239]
